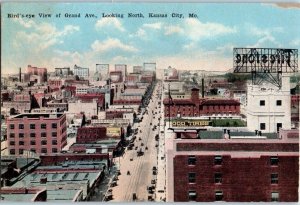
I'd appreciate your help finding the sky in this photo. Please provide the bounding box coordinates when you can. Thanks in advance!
[1,2,300,74]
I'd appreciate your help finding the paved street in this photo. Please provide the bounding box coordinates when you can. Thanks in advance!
[104,82,165,202]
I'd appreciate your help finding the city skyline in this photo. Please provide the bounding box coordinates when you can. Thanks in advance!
[2,3,300,74]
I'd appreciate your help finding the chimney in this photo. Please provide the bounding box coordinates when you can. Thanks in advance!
[201,78,204,98]
[191,88,200,103]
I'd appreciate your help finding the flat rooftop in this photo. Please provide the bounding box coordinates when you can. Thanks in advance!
[11,113,64,119]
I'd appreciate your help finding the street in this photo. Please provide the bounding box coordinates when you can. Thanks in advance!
[107,82,165,202]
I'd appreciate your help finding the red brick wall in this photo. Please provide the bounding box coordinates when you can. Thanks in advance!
[76,127,107,143]
[173,155,299,202]
[6,114,67,155]
[40,153,109,166]
[164,103,240,117]
[176,142,299,152]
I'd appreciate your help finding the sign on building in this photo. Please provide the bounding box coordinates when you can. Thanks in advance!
[106,127,121,137]
[171,120,210,127]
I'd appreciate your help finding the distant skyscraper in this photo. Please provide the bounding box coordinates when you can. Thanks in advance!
[143,62,156,72]
[133,66,143,73]
[115,64,127,80]
[74,64,89,78]
[96,64,109,80]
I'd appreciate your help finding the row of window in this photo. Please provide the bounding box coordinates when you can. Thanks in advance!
[260,123,282,131]
[188,191,279,201]
[188,156,223,166]
[188,172,279,184]
[9,132,58,138]
[10,123,58,130]
[188,156,279,166]
[10,140,58,146]
[10,148,58,155]
[260,100,282,106]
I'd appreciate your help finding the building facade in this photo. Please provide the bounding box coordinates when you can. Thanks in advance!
[164,88,240,119]
[6,113,67,155]
[95,64,109,81]
[74,65,89,78]
[166,131,299,202]
[246,75,291,133]
[27,65,47,83]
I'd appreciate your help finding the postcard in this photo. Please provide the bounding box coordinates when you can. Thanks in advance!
[0,2,299,203]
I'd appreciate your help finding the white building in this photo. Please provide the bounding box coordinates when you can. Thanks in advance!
[68,99,98,119]
[96,64,109,80]
[74,65,89,78]
[75,85,89,95]
[246,74,291,133]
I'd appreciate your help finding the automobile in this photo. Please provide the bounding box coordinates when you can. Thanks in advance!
[152,166,157,171]
[141,143,144,146]
[137,149,144,156]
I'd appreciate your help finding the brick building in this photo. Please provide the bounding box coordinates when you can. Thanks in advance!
[166,130,299,202]
[110,71,123,83]
[76,127,107,143]
[27,65,47,83]
[48,79,62,89]
[6,113,67,155]
[164,88,240,118]
[76,93,105,110]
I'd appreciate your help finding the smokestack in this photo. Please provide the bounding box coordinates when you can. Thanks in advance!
[19,67,22,82]
[201,78,204,98]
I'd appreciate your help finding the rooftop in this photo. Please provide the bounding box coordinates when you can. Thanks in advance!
[10,113,64,119]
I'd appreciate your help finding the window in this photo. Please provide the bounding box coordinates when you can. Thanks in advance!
[52,148,58,153]
[10,124,15,129]
[260,100,265,106]
[30,133,36,138]
[19,141,24,145]
[52,123,57,129]
[188,173,196,183]
[271,192,279,202]
[52,140,57,145]
[30,141,36,145]
[276,123,282,132]
[188,191,197,201]
[214,156,222,165]
[41,140,47,145]
[19,149,24,155]
[215,191,223,201]
[276,100,282,106]
[215,173,222,183]
[10,149,15,155]
[270,157,279,166]
[9,133,15,138]
[30,124,36,129]
[41,148,47,154]
[271,173,278,184]
[30,149,36,153]
[10,141,15,145]
[19,133,24,138]
[188,156,196,165]
[52,132,57,137]
[41,124,47,129]
[41,133,47,138]
[19,124,24,129]
[260,123,266,130]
